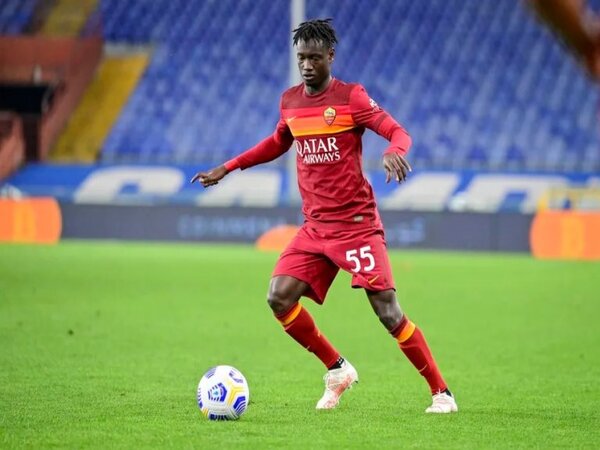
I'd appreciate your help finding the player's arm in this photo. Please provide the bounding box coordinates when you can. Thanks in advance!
[350,85,412,183]
[191,117,294,188]
[528,0,599,78]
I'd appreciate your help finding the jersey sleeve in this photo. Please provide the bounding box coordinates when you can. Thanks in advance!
[349,84,412,156]
[224,100,294,171]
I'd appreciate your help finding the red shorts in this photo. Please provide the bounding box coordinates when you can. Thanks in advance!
[272,224,395,304]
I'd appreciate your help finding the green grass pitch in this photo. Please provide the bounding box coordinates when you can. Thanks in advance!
[1,241,599,449]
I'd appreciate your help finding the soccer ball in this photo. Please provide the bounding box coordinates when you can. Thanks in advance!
[197,365,249,420]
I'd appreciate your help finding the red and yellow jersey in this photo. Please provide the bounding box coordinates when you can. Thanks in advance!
[226,78,411,229]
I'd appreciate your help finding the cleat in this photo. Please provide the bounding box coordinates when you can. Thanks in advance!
[316,360,358,410]
[425,392,458,414]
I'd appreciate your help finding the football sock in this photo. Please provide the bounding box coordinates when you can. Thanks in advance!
[275,303,340,369]
[327,356,345,370]
[390,316,448,394]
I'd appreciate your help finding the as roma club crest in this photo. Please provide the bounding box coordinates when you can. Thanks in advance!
[323,107,336,126]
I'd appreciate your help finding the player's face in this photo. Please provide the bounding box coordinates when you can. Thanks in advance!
[296,39,334,92]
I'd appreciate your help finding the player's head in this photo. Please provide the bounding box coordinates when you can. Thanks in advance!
[292,18,337,89]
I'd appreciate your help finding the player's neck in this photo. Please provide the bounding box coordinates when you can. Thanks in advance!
[304,75,333,96]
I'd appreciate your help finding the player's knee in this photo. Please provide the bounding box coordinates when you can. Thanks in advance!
[370,290,403,330]
[267,286,296,314]
[377,307,402,330]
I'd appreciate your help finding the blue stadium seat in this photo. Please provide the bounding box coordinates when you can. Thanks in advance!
[98,0,599,172]
[0,0,38,33]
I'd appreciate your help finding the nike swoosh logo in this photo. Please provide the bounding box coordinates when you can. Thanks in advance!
[287,116,297,123]
[367,275,379,285]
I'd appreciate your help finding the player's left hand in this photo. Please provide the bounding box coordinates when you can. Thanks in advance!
[383,153,411,183]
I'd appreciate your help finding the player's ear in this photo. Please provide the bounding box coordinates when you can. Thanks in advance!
[328,47,335,63]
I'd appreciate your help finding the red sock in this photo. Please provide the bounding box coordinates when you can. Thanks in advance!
[275,303,340,369]
[390,316,448,394]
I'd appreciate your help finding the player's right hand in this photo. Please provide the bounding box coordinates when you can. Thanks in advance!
[383,153,411,184]
[190,165,229,187]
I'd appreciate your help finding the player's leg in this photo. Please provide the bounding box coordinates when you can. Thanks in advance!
[326,227,456,413]
[366,289,457,413]
[268,275,342,370]
[268,276,358,411]
[366,288,448,392]
[270,226,358,409]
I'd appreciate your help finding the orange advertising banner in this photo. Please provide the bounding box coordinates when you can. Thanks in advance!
[256,225,300,252]
[530,211,600,260]
[0,198,61,244]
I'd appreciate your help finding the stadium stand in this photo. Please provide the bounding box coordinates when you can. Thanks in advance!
[0,0,39,34]
[41,0,99,37]
[50,54,149,162]
[2,0,598,172]
[100,0,289,165]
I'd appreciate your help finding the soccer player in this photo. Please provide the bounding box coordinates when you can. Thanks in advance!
[192,19,457,413]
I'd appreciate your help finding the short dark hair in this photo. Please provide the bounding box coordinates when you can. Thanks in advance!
[292,18,338,49]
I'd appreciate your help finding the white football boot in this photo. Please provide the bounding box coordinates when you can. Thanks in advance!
[316,360,359,410]
[425,391,458,413]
